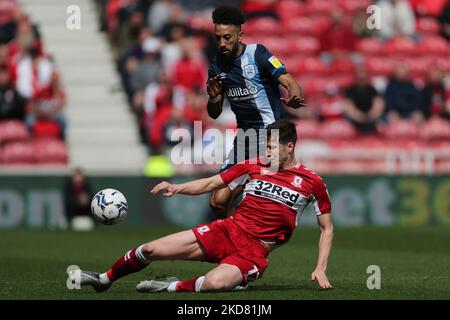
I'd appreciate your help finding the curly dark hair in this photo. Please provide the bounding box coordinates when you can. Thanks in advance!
[212,5,246,26]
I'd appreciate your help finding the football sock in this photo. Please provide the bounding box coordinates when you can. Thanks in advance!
[105,245,150,282]
[171,276,204,292]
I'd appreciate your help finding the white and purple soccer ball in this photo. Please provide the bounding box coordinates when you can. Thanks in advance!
[91,189,128,225]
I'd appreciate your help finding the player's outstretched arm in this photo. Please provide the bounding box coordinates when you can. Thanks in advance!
[207,75,224,119]
[151,175,226,197]
[278,74,306,109]
[311,213,334,289]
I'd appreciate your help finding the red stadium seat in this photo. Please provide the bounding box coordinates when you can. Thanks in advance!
[294,119,321,140]
[319,119,357,140]
[260,37,291,56]
[402,57,432,79]
[420,118,450,141]
[416,17,440,36]
[419,36,450,56]
[295,57,328,75]
[365,57,395,76]
[32,120,61,139]
[187,15,213,33]
[276,0,305,20]
[382,119,420,140]
[384,37,417,57]
[243,18,280,36]
[304,0,338,16]
[329,59,356,75]
[33,138,68,164]
[0,120,30,145]
[356,38,384,56]
[341,0,372,13]
[282,16,329,38]
[286,36,320,56]
[1,141,34,164]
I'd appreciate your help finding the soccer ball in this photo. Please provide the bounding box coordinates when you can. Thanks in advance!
[91,189,128,225]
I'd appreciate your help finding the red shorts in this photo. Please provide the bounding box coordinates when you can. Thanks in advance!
[192,218,269,283]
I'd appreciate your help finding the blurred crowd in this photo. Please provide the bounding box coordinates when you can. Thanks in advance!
[95,0,450,161]
[0,0,66,140]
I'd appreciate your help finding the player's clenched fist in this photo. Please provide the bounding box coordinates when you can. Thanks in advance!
[151,181,177,197]
[207,75,223,98]
[311,270,333,289]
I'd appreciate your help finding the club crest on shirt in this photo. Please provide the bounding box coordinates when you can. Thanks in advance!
[244,64,256,78]
[292,176,302,188]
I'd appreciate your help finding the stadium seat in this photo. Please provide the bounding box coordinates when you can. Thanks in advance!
[295,57,328,75]
[364,57,395,76]
[32,120,61,139]
[329,59,356,75]
[282,16,329,38]
[402,56,432,80]
[286,36,320,57]
[261,37,292,56]
[243,18,280,36]
[341,0,372,13]
[356,38,384,56]
[319,119,357,141]
[0,120,30,145]
[33,138,68,164]
[1,141,34,164]
[419,36,449,56]
[294,119,321,140]
[384,37,417,57]
[420,118,450,141]
[304,0,338,16]
[382,119,420,140]
[416,17,440,36]
[187,15,213,33]
[276,0,305,20]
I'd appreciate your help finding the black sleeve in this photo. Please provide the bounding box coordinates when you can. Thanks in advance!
[254,44,287,80]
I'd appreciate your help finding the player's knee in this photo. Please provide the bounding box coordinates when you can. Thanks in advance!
[201,274,231,292]
[209,196,227,218]
[140,242,155,259]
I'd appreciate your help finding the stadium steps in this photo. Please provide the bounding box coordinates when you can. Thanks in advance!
[20,0,148,173]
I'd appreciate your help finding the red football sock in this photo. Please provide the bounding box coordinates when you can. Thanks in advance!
[175,276,204,292]
[106,246,149,282]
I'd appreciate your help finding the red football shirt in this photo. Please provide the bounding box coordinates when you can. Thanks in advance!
[220,159,332,244]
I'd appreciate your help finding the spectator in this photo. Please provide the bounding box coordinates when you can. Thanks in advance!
[344,67,384,133]
[378,0,416,41]
[64,168,94,230]
[0,64,26,120]
[129,37,163,95]
[171,38,206,90]
[117,9,145,55]
[385,64,423,123]
[15,43,54,99]
[26,71,66,139]
[440,0,450,41]
[118,27,153,104]
[160,24,185,72]
[422,65,450,120]
[241,0,279,21]
[147,0,174,35]
[319,10,356,55]
[142,70,185,152]
[316,83,346,121]
[352,8,376,38]
[157,3,190,41]
[0,0,17,44]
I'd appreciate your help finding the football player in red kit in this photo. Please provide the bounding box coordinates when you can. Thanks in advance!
[70,119,334,292]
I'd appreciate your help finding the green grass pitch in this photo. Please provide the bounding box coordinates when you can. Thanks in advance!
[1,226,450,300]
